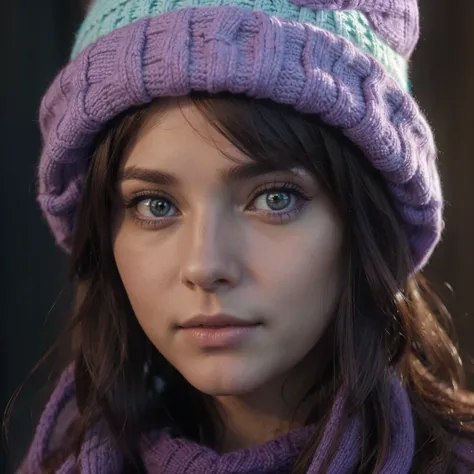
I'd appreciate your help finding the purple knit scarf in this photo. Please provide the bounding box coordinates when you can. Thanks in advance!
[24,367,474,473]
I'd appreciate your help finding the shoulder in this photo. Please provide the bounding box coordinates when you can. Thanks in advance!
[20,365,77,474]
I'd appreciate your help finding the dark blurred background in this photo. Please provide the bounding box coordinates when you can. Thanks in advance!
[1,1,473,473]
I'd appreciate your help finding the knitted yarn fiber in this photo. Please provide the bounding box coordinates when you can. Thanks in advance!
[23,367,474,473]
[25,366,416,473]
[38,0,442,271]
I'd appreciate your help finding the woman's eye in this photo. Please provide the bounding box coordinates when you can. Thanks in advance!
[136,197,177,218]
[249,184,311,221]
[253,191,293,212]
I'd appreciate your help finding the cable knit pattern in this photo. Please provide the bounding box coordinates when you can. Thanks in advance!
[287,0,419,57]
[38,4,442,271]
[71,0,409,88]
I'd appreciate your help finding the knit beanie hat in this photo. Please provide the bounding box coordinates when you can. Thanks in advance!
[38,0,443,271]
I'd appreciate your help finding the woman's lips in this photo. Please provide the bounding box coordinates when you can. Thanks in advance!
[179,324,260,348]
[178,313,261,348]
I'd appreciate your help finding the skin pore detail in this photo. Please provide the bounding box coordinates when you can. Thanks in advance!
[112,98,343,453]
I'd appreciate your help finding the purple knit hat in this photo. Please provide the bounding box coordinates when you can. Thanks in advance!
[37,0,443,271]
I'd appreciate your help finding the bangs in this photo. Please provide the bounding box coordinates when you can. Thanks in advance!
[186,92,331,181]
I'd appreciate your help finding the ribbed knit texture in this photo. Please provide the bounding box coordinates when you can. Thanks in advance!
[23,366,474,473]
[37,0,443,272]
[71,0,409,88]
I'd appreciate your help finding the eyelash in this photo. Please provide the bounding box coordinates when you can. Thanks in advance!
[123,181,311,229]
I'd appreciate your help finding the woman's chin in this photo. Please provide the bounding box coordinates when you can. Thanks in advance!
[188,374,262,396]
[179,364,267,397]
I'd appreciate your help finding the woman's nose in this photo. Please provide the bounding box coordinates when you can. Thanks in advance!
[179,210,243,292]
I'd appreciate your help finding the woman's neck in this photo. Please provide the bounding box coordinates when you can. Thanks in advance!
[215,395,306,452]
[213,354,323,453]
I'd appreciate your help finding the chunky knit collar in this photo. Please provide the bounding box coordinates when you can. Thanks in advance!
[25,367,474,474]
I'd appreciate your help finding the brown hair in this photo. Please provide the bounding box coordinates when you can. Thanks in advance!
[26,93,474,472]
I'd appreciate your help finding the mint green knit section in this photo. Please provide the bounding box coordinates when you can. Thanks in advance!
[72,0,408,90]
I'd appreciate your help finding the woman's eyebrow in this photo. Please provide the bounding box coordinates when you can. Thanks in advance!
[118,162,302,186]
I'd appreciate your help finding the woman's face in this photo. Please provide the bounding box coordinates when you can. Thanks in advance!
[113,99,343,396]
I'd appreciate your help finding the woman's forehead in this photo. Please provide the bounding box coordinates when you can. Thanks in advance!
[121,102,311,183]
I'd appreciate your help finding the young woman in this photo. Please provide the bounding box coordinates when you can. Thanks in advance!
[19,0,474,472]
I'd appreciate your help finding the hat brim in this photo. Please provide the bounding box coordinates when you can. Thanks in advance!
[37,6,442,271]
